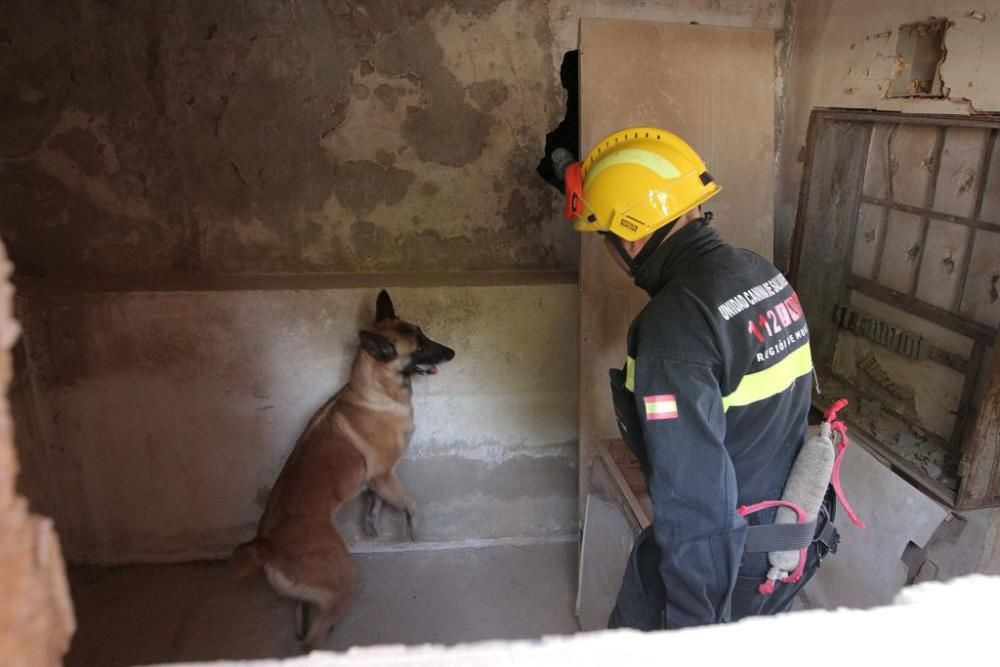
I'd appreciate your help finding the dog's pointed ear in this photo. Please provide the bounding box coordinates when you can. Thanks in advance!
[359,330,397,362]
[375,289,396,323]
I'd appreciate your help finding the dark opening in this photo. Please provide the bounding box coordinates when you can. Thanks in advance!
[537,50,579,193]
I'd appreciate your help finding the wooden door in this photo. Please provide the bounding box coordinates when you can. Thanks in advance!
[577,19,776,518]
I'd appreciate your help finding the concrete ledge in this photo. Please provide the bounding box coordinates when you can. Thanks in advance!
[14,271,579,296]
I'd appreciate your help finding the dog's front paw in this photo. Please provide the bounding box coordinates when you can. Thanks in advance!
[405,509,417,542]
[364,512,379,538]
[364,491,382,538]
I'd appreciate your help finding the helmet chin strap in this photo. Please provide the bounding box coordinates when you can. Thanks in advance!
[600,212,714,277]
[600,219,678,277]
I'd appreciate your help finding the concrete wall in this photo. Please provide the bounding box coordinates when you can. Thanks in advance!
[778,0,1000,605]
[0,0,576,275]
[776,0,1000,269]
[1,1,787,563]
[13,284,579,563]
[0,242,75,667]
[0,0,783,279]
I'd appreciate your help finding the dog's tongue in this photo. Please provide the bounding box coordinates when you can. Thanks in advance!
[427,365,438,375]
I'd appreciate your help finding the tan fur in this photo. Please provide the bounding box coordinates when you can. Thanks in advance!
[232,312,431,651]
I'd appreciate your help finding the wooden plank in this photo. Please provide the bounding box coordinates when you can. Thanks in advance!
[980,130,1000,224]
[851,203,886,280]
[860,196,1000,233]
[956,338,1000,510]
[907,127,946,296]
[954,128,997,312]
[877,209,924,294]
[848,275,997,342]
[915,220,972,311]
[817,109,1000,131]
[577,19,775,518]
[960,228,1000,329]
[933,126,989,219]
[599,440,652,528]
[789,115,872,363]
[862,124,894,201]
[885,124,939,209]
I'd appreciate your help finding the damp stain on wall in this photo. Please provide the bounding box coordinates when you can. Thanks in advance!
[0,0,576,278]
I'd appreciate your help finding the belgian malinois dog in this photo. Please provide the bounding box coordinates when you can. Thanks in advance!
[232,290,455,650]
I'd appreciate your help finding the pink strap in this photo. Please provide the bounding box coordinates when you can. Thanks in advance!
[830,420,866,528]
[739,399,866,597]
[738,499,808,523]
[824,398,849,423]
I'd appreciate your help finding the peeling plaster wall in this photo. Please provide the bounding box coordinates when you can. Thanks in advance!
[0,0,785,279]
[0,0,788,562]
[0,0,577,275]
[776,0,1000,269]
[777,0,1000,605]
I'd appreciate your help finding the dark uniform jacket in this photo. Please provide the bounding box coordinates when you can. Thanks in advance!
[609,218,817,630]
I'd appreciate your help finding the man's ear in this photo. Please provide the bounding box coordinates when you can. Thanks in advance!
[359,330,397,362]
[375,289,396,323]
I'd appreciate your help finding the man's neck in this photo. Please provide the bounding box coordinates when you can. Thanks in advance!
[632,216,723,296]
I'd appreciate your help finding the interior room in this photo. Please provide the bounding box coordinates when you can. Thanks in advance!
[1,2,999,666]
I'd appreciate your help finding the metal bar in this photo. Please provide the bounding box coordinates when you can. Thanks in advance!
[860,196,1000,233]
[909,127,947,296]
[951,341,987,452]
[847,274,998,342]
[817,108,1000,131]
[953,128,998,313]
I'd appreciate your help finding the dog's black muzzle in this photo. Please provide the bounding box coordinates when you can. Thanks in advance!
[404,337,455,376]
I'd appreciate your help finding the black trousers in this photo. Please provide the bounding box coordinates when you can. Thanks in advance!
[607,525,825,631]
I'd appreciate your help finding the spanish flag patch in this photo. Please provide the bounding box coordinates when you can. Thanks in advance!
[644,394,678,421]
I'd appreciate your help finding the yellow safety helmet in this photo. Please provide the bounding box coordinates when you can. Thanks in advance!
[563,127,721,242]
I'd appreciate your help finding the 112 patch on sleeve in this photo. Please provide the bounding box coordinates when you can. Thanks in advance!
[643,394,678,420]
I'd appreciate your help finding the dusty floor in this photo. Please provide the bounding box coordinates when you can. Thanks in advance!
[65,542,580,666]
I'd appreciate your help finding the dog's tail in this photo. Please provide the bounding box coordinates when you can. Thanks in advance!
[231,538,272,578]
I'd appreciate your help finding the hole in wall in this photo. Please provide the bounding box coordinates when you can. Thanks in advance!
[537,50,579,193]
[888,18,950,98]
[941,253,955,274]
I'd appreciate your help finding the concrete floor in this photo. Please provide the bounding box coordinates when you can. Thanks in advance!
[65,542,580,666]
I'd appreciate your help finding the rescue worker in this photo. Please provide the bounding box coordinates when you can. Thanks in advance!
[559,128,839,630]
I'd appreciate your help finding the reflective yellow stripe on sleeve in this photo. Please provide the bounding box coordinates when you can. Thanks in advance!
[721,342,813,412]
[625,356,636,392]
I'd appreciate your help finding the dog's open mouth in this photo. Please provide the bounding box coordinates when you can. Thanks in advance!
[412,364,438,375]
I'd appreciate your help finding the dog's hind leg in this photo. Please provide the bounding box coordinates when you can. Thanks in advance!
[369,471,417,541]
[364,489,384,538]
[294,602,311,641]
[302,586,353,652]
